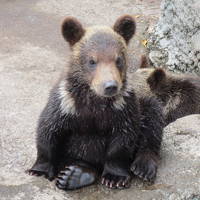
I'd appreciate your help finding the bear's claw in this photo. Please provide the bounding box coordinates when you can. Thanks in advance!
[26,169,42,177]
[101,174,131,189]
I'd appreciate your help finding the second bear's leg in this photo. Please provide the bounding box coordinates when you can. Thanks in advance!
[131,97,165,182]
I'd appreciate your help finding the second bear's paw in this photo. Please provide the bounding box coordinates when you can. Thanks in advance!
[131,153,158,182]
[56,165,96,190]
[101,174,131,189]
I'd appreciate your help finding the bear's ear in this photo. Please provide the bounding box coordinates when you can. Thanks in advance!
[147,68,166,89]
[113,15,136,44]
[62,17,85,46]
[140,55,150,68]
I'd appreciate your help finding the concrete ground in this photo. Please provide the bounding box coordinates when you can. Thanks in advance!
[2,0,199,200]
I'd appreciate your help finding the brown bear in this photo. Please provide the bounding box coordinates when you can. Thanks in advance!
[27,16,164,190]
[133,55,200,124]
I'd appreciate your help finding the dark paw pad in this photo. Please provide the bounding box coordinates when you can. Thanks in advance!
[131,155,158,182]
[56,165,96,190]
[101,174,131,189]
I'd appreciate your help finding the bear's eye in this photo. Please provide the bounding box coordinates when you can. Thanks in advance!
[116,56,124,69]
[88,59,97,68]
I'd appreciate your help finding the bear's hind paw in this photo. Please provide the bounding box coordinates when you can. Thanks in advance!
[56,165,96,190]
[131,153,158,182]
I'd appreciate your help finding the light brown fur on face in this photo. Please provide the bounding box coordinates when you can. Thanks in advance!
[73,28,127,97]
[91,62,123,97]
[61,16,136,98]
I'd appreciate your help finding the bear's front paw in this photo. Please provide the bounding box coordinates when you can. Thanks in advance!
[26,162,56,181]
[101,174,131,189]
[26,169,44,177]
[131,153,158,182]
[56,165,96,190]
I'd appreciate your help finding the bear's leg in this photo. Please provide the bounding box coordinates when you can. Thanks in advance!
[26,143,58,180]
[131,97,165,182]
[101,124,138,189]
[26,154,49,177]
[56,162,97,190]
[101,153,132,189]
[27,92,71,180]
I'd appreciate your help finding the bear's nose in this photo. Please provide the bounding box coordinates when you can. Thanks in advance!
[103,80,118,96]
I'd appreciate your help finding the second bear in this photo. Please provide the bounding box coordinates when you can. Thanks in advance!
[133,56,200,124]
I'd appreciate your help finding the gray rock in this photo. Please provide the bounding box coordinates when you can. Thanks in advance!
[158,115,200,200]
[148,0,200,74]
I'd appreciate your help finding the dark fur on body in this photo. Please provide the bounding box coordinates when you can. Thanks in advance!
[147,68,200,123]
[28,16,164,190]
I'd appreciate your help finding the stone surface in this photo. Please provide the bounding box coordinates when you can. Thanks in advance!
[1,0,200,199]
[159,115,200,200]
[148,0,200,74]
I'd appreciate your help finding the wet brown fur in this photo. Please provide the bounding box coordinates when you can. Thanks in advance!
[28,17,164,190]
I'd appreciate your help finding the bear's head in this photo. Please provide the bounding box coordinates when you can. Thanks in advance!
[137,55,167,91]
[62,15,136,98]
[147,68,167,90]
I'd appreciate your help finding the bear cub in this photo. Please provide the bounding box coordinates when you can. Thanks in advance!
[27,16,164,190]
[134,55,200,124]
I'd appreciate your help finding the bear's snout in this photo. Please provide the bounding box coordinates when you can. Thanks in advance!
[103,80,118,96]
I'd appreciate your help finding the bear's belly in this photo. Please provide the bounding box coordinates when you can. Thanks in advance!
[65,132,107,168]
